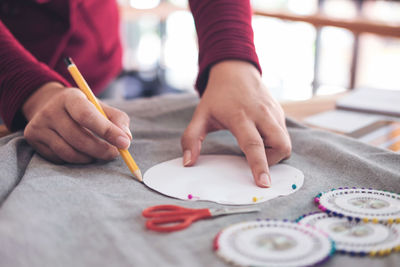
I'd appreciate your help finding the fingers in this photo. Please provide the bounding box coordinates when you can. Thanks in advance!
[229,117,271,188]
[256,112,292,166]
[24,88,131,164]
[102,103,132,140]
[181,112,208,167]
[65,91,131,150]
[30,142,64,164]
[25,127,93,164]
[54,114,119,161]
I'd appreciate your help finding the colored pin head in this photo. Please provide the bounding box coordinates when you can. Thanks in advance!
[292,184,297,190]
[252,196,264,203]
[187,194,200,200]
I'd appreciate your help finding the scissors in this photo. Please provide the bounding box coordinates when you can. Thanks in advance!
[142,205,260,232]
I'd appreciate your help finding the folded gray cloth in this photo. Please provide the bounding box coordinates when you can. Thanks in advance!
[0,93,399,267]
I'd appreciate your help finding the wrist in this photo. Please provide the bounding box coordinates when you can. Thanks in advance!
[211,59,260,73]
[22,82,67,121]
[208,60,263,90]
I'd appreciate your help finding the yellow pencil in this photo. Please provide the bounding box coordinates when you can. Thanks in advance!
[64,57,142,182]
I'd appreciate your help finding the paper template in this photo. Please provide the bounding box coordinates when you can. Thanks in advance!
[143,155,304,205]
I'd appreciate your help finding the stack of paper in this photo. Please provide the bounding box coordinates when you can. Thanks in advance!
[303,88,400,152]
[336,88,400,117]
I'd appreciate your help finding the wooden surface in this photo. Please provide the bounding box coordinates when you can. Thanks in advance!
[280,93,345,122]
[253,10,400,38]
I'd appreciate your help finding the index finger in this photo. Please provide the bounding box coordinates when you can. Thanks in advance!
[65,91,131,149]
[229,119,271,188]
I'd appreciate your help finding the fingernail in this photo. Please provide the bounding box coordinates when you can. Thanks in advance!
[123,125,132,140]
[116,136,130,149]
[183,150,191,166]
[259,173,271,187]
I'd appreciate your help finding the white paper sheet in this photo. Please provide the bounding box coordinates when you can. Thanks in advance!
[304,110,382,133]
[336,88,400,117]
[143,155,304,205]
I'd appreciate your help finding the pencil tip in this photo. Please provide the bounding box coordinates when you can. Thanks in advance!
[134,169,143,183]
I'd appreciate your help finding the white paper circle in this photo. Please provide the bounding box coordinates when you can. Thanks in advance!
[299,212,400,254]
[215,220,334,267]
[143,155,304,205]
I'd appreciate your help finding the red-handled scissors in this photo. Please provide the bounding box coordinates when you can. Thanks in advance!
[142,205,260,232]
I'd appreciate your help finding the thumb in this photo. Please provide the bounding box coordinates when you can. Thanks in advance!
[181,115,208,167]
[102,103,132,140]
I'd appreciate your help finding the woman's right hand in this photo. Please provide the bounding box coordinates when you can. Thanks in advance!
[22,82,132,164]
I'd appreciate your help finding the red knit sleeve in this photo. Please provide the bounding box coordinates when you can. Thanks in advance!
[0,20,70,132]
[189,0,262,95]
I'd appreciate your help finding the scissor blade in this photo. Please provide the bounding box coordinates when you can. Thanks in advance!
[210,207,260,217]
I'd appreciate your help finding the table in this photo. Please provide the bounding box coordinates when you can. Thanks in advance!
[1,93,399,267]
[280,93,345,122]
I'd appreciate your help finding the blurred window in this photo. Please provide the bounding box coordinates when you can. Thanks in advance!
[118,0,400,100]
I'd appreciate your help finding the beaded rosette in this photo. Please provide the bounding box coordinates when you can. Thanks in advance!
[298,212,400,257]
[314,188,400,224]
[214,220,335,267]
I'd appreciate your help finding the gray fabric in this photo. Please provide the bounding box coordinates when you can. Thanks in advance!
[0,93,399,267]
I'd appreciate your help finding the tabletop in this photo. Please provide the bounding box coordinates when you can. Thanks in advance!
[0,93,398,267]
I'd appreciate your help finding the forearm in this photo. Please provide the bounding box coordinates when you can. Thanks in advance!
[0,21,69,131]
[189,0,261,95]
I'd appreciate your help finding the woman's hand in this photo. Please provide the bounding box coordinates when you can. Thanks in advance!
[22,82,132,164]
[181,60,291,187]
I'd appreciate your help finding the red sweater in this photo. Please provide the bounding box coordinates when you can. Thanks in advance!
[0,0,260,131]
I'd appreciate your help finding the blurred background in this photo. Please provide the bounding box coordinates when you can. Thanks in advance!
[113,0,400,101]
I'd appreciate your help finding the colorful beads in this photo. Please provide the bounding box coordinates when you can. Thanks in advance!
[292,184,297,190]
[187,194,193,200]
[305,187,400,258]
[325,209,331,214]
[369,251,377,257]
[252,197,258,203]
